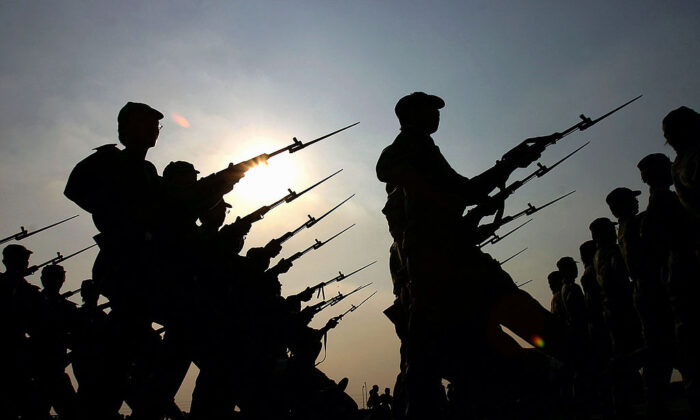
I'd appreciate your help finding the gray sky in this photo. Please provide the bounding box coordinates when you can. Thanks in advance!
[1,0,699,410]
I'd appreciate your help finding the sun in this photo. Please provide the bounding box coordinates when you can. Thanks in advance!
[230,156,298,206]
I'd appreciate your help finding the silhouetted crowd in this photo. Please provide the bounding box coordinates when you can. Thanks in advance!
[1,102,366,420]
[379,93,700,420]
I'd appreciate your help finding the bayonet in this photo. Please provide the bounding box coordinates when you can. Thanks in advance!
[267,224,355,274]
[26,244,98,276]
[499,247,527,266]
[466,143,588,227]
[516,279,533,288]
[273,194,355,245]
[239,170,342,225]
[1,215,79,245]
[330,290,378,323]
[308,260,377,300]
[479,219,532,248]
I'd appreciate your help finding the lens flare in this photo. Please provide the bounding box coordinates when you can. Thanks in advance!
[531,335,545,348]
[171,113,191,128]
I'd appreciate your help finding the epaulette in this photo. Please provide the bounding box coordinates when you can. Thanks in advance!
[93,144,119,152]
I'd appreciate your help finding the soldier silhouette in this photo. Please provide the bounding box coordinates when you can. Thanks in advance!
[663,106,700,219]
[0,244,44,419]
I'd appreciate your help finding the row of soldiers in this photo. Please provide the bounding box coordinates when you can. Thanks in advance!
[548,110,700,418]
[1,102,368,419]
[378,92,699,419]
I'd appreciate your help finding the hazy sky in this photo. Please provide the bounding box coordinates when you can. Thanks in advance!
[1,0,699,410]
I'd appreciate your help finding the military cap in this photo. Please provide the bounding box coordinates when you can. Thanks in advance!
[3,244,32,259]
[589,217,617,233]
[118,102,164,125]
[163,161,200,180]
[556,256,578,268]
[637,153,671,171]
[663,106,699,130]
[395,92,445,119]
[605,187,641,206]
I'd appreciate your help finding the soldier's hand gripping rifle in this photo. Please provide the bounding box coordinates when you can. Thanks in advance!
[500,95,641,168]
[299,282,373,323]
[465,142,589,228]
[476,191,576,247]
[25,243,98,276]
[305,260,377,300]
[1,215,79,246]
[209,122,359,192]
[265,224,355,277]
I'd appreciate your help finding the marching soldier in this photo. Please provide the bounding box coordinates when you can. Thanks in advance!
[663,106,700,219]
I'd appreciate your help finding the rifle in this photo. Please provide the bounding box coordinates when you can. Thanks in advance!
[479,219,532,248]
[301,282,373,319]
[238,170,343,225]
[307,261,377,300]
[315,290,377,366]
[503,96,641,161]
[266,224,355,275]
[215,123,359,181]
[476,191,575,246]
[26,244,98,276]
[466,142,588,227]
[272,194,355,245]
[498,247,527,266]
[62,288,81,298]
[1,215,79,245]
[328,290,378,325]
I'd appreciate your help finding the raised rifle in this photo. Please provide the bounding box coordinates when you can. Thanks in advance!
[271,194,355,245]
[476,191,576,246]
[214,122,359,181]
[478,219,532,248]
[307,260,377,300]
[315,290,377,366]
[502,96,641,162]
[238,170,343,225]
[266,224,355,275]
[466,142,588,227]
[301,282,373,319]
[1,215,79,245]
[26,243,98,276]
[498,247,527,266]
[62,288,81,298]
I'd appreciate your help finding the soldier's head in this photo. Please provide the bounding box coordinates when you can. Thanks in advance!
[556,257,578,281]
[117,102,164,151]
[579,240,597,267]
[40,264,65,294]
[384,387,391,395]
[395,92,444,134]
[2,244,32,273]
[80,279,99,306]
[382,184,406,241]
[547,271,563,293]
[605,187,640,219]
[199,198,231,231]
[637,153,672,189]
[663,106,699,153]
[589,217,617,245]
[163,161,199,187]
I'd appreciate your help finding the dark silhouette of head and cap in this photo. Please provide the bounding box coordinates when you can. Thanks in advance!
[547,271,563,293]
[579,240,597,266]
[117,101,164,150]
[556,256,578,281]
[638,153,672,188]
[606,187,641,218]
[2,244,32,272]
[163,161,200,187]
[41,264,66,294]
[395,92,444,134]
[663,106,699,153]
[589,217,617,244]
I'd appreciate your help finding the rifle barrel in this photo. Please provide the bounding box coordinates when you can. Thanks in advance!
[1,215,79,245]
